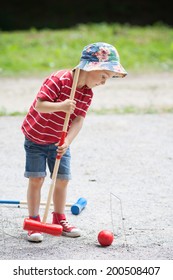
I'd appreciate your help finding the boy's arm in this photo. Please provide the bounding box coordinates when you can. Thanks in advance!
[66,116,84,145]
[35,98,76,114]
[56,116,84,157]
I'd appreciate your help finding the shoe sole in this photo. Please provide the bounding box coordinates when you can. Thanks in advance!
[27,238,43,242]
[62,231,81,238]
[27,235,43,242]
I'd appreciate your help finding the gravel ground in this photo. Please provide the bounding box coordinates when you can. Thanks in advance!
[0,73,173,260]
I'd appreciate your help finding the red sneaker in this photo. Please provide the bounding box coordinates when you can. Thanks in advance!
[52,212,81,237]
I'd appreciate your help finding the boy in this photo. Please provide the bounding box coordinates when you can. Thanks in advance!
[21,42,127,242]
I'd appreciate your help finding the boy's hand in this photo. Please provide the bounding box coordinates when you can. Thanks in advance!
[55,138,70,157]
[61,99,76,114]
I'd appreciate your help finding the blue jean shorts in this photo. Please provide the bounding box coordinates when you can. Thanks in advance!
[24,137,71,180]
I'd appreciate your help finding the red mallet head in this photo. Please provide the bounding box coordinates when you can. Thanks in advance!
[23,218,62,236]
[98,230,114,246]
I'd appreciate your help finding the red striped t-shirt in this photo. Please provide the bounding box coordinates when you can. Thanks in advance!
[21,70,93,144]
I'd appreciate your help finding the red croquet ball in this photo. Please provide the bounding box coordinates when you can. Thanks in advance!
[98,230,114,246]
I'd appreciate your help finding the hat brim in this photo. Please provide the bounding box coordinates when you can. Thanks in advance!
[74,60,127,78]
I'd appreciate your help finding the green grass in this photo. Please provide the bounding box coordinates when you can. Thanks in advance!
[89,106,173,115]
[0,23,173,76]
[0,111,26,116]
[1,106,173,117]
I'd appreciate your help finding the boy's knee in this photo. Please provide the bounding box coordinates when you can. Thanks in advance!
[56,179,69,187]
[29,177,44,187]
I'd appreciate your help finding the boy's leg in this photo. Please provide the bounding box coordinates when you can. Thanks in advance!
[27,177,45,217]
[48,145,71,214]
[24,137,47,218]
[24,137,48,242]
[26,177,45,242]
[52,179,81,237]
[48,146,81,237]
[53,179,68,213]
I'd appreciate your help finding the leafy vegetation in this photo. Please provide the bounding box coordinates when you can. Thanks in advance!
[0,23,173,76]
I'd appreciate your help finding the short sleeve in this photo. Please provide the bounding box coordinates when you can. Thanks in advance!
[37,76,62,102]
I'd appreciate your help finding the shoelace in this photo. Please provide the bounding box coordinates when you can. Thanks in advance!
[60,220,74,230]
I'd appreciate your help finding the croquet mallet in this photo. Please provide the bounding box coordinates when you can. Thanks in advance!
[23,68,80,236]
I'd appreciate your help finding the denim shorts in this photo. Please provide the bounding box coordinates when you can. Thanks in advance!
[24,137,71,180]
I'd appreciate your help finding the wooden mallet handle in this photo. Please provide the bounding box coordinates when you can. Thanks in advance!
[42,68,80,223]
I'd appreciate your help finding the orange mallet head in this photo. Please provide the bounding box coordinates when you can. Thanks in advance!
[23,218,63,236]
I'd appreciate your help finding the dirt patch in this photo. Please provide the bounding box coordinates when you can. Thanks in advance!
[1,73,173,113]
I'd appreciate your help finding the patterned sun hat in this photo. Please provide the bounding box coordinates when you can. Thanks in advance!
[74,42,127,78]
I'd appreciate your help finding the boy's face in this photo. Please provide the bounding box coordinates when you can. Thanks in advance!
[85,70,116,89]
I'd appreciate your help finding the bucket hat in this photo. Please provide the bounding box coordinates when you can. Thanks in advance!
[74,42,127,77]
